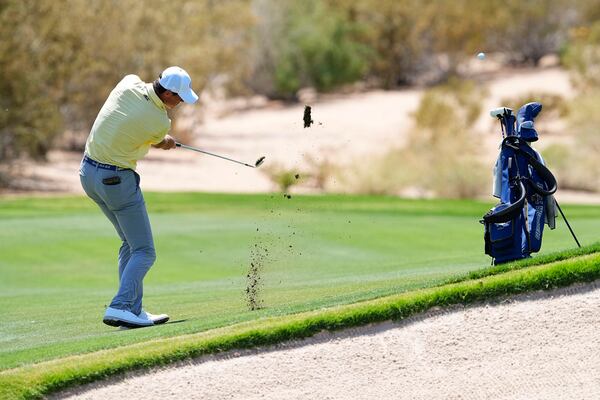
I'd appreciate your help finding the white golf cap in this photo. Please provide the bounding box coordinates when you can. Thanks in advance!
[159,66,198,104]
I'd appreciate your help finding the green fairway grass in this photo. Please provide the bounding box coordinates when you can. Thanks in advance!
[0,193,597,372]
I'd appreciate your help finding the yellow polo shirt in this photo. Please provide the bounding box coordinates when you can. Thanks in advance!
[85,74,171,170]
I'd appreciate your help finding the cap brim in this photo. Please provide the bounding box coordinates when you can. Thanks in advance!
[179,88,199,104]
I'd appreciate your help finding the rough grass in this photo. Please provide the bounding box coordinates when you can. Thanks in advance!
[1,245,599,399]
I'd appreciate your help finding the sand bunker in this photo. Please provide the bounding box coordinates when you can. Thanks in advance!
[56,280,600,400]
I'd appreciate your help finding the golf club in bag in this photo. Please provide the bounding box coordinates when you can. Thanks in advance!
[481,102,580,265]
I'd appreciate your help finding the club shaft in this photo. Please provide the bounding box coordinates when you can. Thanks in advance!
[176,143,254,168]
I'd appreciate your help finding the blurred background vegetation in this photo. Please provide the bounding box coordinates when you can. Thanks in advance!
[2,0,600,195]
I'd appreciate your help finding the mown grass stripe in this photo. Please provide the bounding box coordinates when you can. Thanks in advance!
[1,251,600,399]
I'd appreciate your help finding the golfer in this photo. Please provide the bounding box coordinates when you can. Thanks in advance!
[79,67,198,328]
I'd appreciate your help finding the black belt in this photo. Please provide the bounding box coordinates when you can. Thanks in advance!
[83,155,129,171]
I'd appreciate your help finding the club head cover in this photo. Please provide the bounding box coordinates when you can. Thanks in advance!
[489,107,513,118]
[517,102,542,142]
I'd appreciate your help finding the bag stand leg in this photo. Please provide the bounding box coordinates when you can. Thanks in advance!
[555,199,581,248]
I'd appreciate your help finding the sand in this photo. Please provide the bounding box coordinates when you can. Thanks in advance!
[54,280,600,400]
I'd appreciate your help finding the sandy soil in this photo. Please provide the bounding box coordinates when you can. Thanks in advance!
[54,280,600,400]
[13,66,590,200]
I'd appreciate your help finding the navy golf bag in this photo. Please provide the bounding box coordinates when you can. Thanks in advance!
[481,102,557,264]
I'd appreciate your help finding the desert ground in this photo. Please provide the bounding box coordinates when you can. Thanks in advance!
[17,66,589,201]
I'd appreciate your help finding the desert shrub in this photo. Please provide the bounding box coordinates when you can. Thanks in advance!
[344,0,437,87]
[541,143,584,191]
[549,92,600,192]
[0,0,254,169]
[0,1,71,161]
[347,0,581,85]
[563,22,600,92]
[335,157,402,195]
[554,19,600,192]
[261,162,302,193]
[0,165,11,190]
[484,0,578,65]
[343,79,489,198]
[302,154,339,191]
[542,144,571,172]
[249,0,370,98]
[404,79,489,198]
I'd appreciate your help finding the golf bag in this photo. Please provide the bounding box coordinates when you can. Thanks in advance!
[481,102,557,264]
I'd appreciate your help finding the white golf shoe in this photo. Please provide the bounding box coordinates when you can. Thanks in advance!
[138,310,169,325]
[103,307,154,328]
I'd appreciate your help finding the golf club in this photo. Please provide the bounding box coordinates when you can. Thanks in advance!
[175,142,265,168]
[490,106,514,138]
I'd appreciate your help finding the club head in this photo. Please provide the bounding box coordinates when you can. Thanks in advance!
[254,156,266,168]
[489,107,513,119]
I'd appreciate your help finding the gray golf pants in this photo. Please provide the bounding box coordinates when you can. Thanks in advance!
[79,158,156,316]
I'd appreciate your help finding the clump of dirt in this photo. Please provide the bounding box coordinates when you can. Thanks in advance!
[245,244,268,310]
[303,105,313,128]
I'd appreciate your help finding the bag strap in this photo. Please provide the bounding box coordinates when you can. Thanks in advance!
[482,180,526,224]
[502,137,557,196]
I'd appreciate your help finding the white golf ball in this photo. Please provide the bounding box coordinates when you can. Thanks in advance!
[477,52,486,60]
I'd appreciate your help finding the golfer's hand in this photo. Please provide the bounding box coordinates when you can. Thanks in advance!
[152,135,176,150]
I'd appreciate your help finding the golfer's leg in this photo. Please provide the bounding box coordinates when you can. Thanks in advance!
[80,162,132,298]
[118,242,132,281]
[109,193,156,316]
[97,203,132,280]
[81,168,132,279]
[88,197,132,280]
